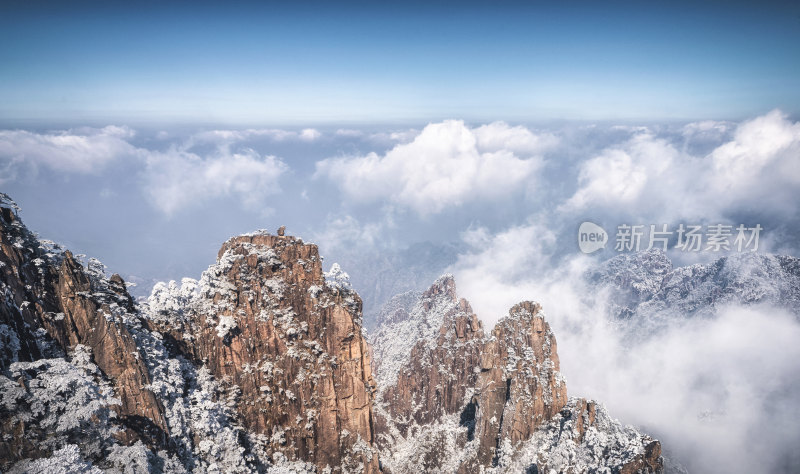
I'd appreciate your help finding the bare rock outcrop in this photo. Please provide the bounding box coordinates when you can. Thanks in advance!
[149,232,380,472]
[372,276,663,473]
[472,301,569,466]
[0,193,167,459]
[378,276,484,434]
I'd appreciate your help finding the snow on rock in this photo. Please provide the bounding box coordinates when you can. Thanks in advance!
[0,192,20,217]
[370,275,663,473]
[369,274,461,391]
[215,315,237,339]
[495,397,662,473]
[0,199,269,473]
[141,232,381,472]
[590,249,800,325]
[324,262,353,292]
[146,278,199,320]
[0,356,120,469]
[6,444,103,474]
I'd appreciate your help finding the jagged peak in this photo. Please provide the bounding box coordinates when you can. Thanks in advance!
[507,300,543,319]
[421,273,457,302]
[370,273,476,391]
[482,301,558,356]
[418,278,548,337]
[238,225,291,239]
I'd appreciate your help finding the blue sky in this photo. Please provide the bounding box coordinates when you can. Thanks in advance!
[2,0,799,124]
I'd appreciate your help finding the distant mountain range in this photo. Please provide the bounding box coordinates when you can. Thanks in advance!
[589,248,800,325]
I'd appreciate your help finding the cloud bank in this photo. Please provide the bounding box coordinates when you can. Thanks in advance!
[315,120,551,215]
[563,110,800,223]
[0,126,292,216]
[440,111,800,473]
[189,128,322,146]
[0,126,138,182]
[142,147,287,216]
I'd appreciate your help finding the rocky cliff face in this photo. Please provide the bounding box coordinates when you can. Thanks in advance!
[374,276,484,435]
[1,194,380,473]
[146,232,379,473]
[496,397,663,473]
[371,276,663,474]
[0,193,167,459]
[0,192,664,473]
[471,301,569,467]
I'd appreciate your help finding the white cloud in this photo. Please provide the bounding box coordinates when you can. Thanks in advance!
[562,109,800,223]
[591,304,800,474]
[448,220,564,328]
[311,214,391,253]
[561,130,694,218]
[362,129,419,145]
[142,147,287,216]
[0,126,137,181]
[682,119,731,138]
[315,120,546,215]
[190,128,322,145]
[0,125,295,216]
[472,121,559,155]
[298,128,321,141]
[708,110,800,205]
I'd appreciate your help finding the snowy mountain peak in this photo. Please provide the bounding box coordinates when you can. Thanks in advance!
[591,249,800,321]
[370,274,662,473]
[144,230,379,472]
[369,274,471,391]
[423,273,457,300]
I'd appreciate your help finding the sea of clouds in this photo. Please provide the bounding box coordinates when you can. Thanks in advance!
[2,110,800,472]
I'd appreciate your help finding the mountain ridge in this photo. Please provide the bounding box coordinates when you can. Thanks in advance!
[370,275,662,473]
[0,192,662,473]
